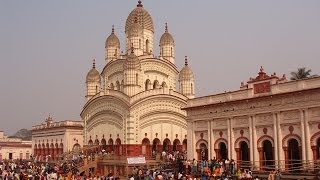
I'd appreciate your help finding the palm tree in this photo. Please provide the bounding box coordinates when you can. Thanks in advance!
[290,67,312,80]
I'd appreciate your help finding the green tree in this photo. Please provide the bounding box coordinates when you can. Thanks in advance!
[290,67,312,80]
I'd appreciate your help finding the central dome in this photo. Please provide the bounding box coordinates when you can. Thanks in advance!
[125,1,154,33]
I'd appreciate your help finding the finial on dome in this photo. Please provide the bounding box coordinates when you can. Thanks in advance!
[260,66,264,72]
[93,58,96,69]
[111,25,114,34]
[137,0,143,7]
[165,22,168,33]
[185,56,188,66]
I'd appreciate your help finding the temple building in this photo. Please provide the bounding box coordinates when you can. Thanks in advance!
[184,67,320,171]
[80,0,195,157]
[0,131,32,160]
[31,115,83,161]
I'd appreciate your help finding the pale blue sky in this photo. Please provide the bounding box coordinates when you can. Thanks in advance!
[0,0,319,135]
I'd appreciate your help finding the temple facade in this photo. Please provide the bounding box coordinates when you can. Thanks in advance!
[31,116,83,161]
[81,1,195,157]
[184,67,320,171]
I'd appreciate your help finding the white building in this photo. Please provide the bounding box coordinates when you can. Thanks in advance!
[184,67,320,171]
[0,131,32,160]
[31,115,83,161]
[81,0,195,156]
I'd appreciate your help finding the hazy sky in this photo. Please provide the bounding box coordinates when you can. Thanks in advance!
[1,0,319,135]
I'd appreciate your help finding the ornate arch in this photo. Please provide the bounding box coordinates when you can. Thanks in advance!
[196,139,208,149]
[101,138,106,145]
[142,138,150,145]
[234,137,250,149]
[34,144,38,149]
[153,80,160,89]
[163,138,171,145]
[282,133,302,147]
[173,139,181,145]
[88,139,93,146]
[310,131,320,146]
[153,138,161,145]
[115,138,121,145]
[145,79,151,90]
[108,138,114,145]
[257,135,274,148]
[214,138,228,149]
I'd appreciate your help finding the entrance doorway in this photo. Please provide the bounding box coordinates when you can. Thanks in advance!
[219,142,228,160]
[9,153,13,160]
[198,143,208,160]
[262,140,274,169]
[240,141,250,168]
[288,138,301,172]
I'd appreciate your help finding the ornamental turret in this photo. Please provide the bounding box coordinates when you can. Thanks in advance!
[160,23,175,63]
[179,56,195,99]
[105,25,120,62]
[86,59,101,101]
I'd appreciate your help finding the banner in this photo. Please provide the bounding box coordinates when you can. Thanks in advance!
[127,156,146,164]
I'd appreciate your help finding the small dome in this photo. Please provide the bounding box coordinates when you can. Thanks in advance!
[160,23,174,46]
[125,1,154,33]
[124,48,141,70]
[86,59,101,82]
[179,56,194,80]
[105,26,120,48]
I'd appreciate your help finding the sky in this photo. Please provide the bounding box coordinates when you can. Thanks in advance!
[0,0,319,135]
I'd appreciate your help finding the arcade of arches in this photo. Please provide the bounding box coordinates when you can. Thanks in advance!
[185,70,320,171]
[84,136,187,156]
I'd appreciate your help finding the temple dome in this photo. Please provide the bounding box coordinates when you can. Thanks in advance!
[86,60,101,82]
[124,49,141,70]
[179,57,194,80]
[160,23,174,45]
[125,1,154,33]
[105,26,120,48]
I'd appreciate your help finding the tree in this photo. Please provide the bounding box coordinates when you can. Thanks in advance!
[290,67,312,80]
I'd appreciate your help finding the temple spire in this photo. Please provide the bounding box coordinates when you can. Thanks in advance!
[137,0,143,7]
[111,25,114,34]
[93,58,96,69]
[165,22,168,33]
[185,56,188,66]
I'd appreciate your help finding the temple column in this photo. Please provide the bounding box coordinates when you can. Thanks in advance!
[187,121,195,160]
[304,109,312,167]
[249,116,254,169]
[273,112,279,169]
[210,120,215,159]
[230,117,235,160]
[300,109,307,170]
[252,115,258,170]
[277,112,284,170]
[208,121,212,160]
[227,118,232,161]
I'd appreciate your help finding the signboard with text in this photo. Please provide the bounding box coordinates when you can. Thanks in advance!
[127,156,146,164]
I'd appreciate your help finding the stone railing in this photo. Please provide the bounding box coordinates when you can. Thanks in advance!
[32,121,83,130]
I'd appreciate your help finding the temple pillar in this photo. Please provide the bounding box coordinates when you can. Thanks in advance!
[300,109,306,170]
[249,116,254,169]
[273,112,279,169]
[208,121,212,160]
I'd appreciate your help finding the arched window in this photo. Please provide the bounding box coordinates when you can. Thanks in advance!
[145,79,151,90]
[191,83,193,94]
[170,47,173,57]
[153,80,159,89]
[110,83,114,90]
[136,74,139,85]
[139,39,141,49]
[146,39,149,53]
[116,81,120,91]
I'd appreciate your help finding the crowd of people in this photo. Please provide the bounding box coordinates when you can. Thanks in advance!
[1,151,319,179]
